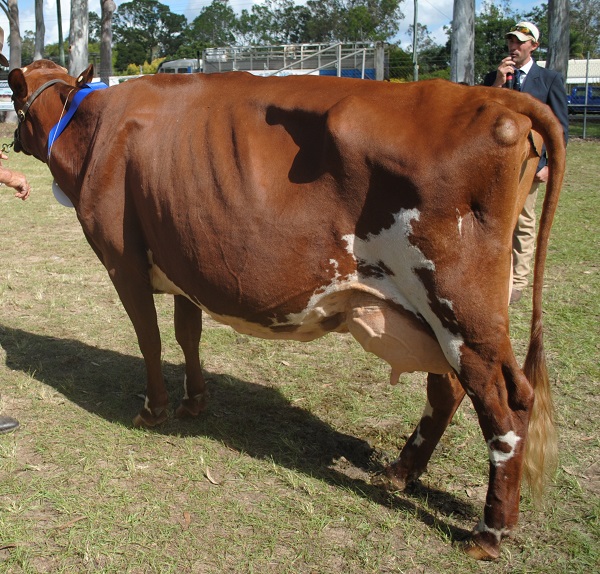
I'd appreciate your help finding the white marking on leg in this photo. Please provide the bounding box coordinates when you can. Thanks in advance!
[422,400,434,419]
[474,519,511,541]
[412,402,434,447]
[413,424,425,447]
[143,396,151,413]
[487,431,521,466]
[182,374,189,400]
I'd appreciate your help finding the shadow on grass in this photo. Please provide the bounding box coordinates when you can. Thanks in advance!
[0,324,475,542]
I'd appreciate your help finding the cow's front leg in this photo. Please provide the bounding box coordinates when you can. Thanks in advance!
[378,371,465,489]
[173,295,209,418]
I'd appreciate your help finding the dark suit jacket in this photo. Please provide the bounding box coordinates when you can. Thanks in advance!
[483,60,569,171]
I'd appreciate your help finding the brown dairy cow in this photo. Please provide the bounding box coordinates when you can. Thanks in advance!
[8,60,566,560]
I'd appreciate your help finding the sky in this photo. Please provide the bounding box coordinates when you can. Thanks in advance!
[0,0,541,61]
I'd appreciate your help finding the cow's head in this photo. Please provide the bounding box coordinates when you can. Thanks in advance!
[8,60,94,159]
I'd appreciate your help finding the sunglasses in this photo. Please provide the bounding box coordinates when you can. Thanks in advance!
[511,25,535,37]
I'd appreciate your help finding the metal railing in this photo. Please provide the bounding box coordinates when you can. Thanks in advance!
[202,42,386,80]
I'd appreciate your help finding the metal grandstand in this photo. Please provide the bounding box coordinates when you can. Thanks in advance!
[202,42,387,80]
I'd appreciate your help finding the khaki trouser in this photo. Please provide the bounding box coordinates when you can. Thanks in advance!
[512,182,540,290]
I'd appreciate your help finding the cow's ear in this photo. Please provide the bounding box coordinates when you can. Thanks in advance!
[8,68,28,101]
[76,64,94,86]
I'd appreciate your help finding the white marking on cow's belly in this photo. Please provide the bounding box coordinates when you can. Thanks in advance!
[269,209,462,372]
[339,209,463,372]
[148,251,187,296]
[487,431,521,466]
[146,205,465,372]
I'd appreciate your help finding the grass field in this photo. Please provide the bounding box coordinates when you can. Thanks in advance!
[0,134,598,573]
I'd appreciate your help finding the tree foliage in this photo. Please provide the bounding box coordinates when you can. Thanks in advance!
[112,0,404,70]
[18,0,600,75]
[569,0,600,56]
[113,0,187,69]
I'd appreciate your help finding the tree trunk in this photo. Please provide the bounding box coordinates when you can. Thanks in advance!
[69,0,89,76]
[7,0,21,69]
[547,0,570,88]
[100,0,116,84]
[450,0,475,84]
[34,0,45,60]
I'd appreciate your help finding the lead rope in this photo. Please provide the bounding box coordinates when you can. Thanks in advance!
[47,88,75,162]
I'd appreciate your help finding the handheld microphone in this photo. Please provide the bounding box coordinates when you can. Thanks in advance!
[506,71,514,89]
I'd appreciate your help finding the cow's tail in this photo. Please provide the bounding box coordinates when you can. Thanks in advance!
[519,98,566,502]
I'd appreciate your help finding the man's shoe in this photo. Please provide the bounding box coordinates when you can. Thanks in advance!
[510,289,523,305]
[0,415,20,434]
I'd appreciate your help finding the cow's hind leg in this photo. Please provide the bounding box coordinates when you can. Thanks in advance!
[458,348,534,560]
[380,372,465,489]
[174,295,209,418]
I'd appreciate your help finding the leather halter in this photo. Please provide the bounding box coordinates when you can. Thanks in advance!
[14,78,71,154]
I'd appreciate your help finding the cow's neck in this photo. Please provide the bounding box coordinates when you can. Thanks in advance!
[46,107,100,208]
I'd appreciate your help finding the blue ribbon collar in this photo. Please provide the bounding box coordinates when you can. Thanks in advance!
[47,82,108,158]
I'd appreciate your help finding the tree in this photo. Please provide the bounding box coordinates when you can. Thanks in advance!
[70,0,89,76]
[451,0,475,83]
[89,11,101,43]
[547,0,570,84]
[305,0,341,42]
[1,0,22,68]
[186,0,237,48]
[21,29,35,64]
[340,0,404,42]
[407,24,451,79]
[472,1,518,83]
[570,0,600,56]
[34,0,44,60]
[100,0,116,83]
[304,0,403,43]
[388,44,414,80]
[113,0,187,69]
[235,9,263,45]
[256,0,311,44]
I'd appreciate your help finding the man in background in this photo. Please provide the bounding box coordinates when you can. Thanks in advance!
[483,21,569,304]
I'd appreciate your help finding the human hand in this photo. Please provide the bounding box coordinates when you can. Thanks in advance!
[13,175,31,200]
[0,167,31,200]
[493,57,517,87]
[534,166,549,184]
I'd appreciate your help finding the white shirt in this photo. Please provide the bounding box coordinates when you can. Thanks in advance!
[517,59,534,89]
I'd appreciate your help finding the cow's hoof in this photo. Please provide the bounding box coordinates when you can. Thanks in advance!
[133,408,168,428]
[176,391,209,418]
[372,462,424,492]
[371,471,407,491]
[461,536,500,561]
